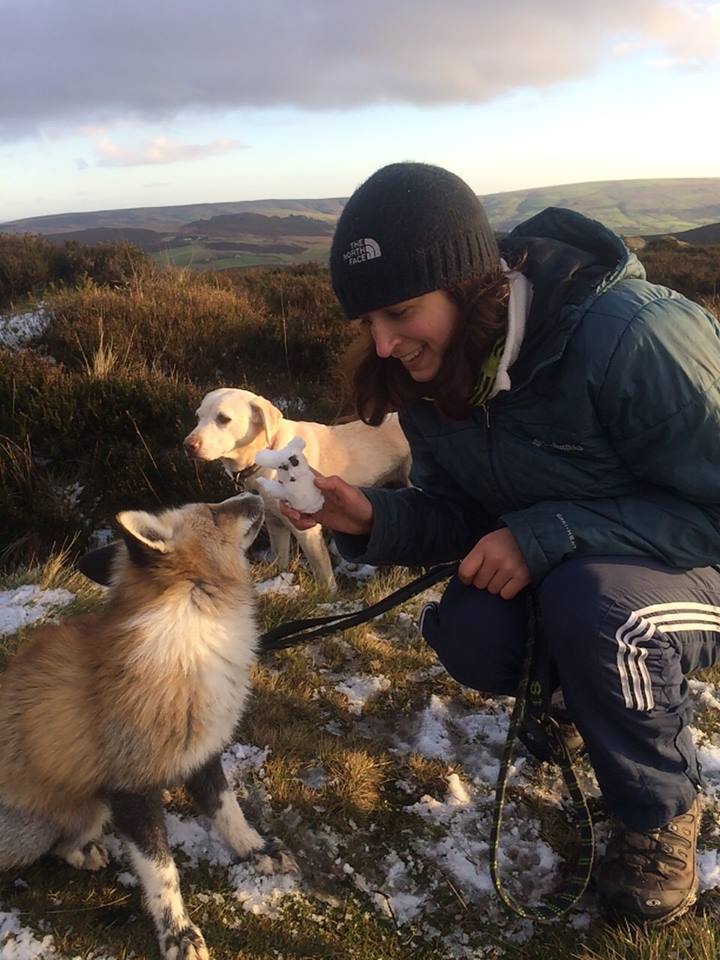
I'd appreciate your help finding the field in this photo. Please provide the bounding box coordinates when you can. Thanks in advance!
[154,237,332,271]
[1,239,720,959]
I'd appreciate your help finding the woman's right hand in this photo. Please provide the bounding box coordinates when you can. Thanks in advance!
[279,474,374,536]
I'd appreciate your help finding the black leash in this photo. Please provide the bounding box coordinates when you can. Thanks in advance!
[258,561,458,651]
[489,592,595,921]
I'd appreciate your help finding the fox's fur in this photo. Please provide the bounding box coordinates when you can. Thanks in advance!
[0,493,296,960]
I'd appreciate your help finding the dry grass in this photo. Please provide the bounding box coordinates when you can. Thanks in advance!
[3,555,720,960]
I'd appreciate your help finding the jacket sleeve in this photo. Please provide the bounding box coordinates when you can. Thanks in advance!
[333,409,494,565]
[500,294,720,580]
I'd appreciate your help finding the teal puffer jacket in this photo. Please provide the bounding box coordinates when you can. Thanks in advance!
[335,207,720,580]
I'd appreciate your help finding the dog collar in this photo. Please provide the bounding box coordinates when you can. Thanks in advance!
[230,463,261,490]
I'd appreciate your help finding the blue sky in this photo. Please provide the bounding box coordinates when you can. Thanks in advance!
[1,0,719,223]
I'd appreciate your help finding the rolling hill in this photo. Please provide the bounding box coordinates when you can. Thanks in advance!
[2,178,719,271]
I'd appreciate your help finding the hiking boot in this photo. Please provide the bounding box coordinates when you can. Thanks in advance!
[595,797,700,925]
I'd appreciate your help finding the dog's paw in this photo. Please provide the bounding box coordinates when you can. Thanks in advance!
[64,841,110,871]
[162,923,209,960]
[252,837,299,876]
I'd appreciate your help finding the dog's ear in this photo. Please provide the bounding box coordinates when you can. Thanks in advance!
[249,397,282,446]
[116,510,173,565]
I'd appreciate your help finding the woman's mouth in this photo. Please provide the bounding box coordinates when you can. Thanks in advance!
[398,345,424,366]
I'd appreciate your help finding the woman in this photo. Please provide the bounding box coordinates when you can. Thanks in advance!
[282,162,720,924]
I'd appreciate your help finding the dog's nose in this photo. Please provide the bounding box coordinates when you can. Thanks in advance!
[184,435,201,455]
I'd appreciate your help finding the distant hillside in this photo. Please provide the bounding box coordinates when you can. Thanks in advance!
[2,177,719,271]
[0,198,344,235]
[479,178,720,235]
[177,212,334,239]
[647,221,720,245]
[42,226,169,251]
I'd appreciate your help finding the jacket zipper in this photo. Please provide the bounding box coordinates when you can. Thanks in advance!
[483,403,498,494]
[483,401,523,513]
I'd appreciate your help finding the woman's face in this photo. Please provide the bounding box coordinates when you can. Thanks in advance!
[362,290,460,382]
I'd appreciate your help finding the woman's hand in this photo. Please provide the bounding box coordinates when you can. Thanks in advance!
[458,528,532,599]
[279,473,374,536]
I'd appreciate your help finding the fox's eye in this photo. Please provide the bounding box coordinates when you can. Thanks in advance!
[216,413,231,426]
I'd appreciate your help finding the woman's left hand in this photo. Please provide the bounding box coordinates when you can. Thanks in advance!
[458,528,532,599]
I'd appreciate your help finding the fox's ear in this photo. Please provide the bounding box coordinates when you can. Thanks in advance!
[210,493,264,547]
[116,510,173,560]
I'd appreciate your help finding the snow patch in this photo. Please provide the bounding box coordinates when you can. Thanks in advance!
[0,586,75,637]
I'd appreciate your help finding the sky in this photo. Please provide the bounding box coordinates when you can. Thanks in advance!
[1,0,719,223]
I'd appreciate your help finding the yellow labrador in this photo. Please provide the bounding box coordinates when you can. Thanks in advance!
[184,388,411,590]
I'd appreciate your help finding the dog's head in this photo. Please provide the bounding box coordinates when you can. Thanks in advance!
[112,493,265,592]
[183,388,283,468]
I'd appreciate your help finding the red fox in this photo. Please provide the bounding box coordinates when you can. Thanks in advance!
[0,493,296,960]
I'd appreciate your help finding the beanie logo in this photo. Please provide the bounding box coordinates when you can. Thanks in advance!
[342,238,382,265]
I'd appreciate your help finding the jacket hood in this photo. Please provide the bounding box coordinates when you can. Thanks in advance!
[499,207,646,391]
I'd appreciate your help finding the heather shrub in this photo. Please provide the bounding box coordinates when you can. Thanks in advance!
[641,240,720,301]
[0,233,149,308]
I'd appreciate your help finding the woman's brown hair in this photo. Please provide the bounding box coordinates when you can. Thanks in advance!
[346,267,513,425]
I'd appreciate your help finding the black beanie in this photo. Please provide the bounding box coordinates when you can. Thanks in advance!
[330,162,499,319]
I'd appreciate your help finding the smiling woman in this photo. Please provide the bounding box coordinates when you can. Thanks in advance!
[360,291,459,380]
[281,159,720,927]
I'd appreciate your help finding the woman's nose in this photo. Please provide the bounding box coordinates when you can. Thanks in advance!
[371,319,399,358]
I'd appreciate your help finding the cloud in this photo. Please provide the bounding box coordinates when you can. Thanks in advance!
[644,0,720,59]
[0,0,718,142]
[94,135,243,167]
[75,157,89,170]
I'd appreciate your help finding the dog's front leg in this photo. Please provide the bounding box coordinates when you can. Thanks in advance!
[292,526,337,592]
[108,789,208,960]
[265,512,291,569]
[186,754,298,875]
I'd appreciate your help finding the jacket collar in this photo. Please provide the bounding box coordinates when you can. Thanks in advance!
[499,207,645,393]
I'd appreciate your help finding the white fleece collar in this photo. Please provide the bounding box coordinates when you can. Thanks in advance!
[489,258,533,399]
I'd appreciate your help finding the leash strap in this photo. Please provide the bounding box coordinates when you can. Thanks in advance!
[489,592,595,921]
[259,561,458,652]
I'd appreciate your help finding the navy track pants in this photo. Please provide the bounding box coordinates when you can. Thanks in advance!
[419,555,720,831]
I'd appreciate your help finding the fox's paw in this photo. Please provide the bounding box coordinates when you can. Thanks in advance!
[64,841,109,871]
[162,923,209,960]
[252,837,299,876]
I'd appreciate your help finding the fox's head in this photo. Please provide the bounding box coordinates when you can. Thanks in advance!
[111,493,264,594]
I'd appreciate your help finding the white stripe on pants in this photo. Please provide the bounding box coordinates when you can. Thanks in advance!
[616,602,720,711]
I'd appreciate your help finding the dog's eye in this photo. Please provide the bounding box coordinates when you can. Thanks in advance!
[216,413,231,426]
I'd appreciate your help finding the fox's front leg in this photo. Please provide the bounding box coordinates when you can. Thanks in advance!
[186,754,298,875]
[108,789,208,960]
